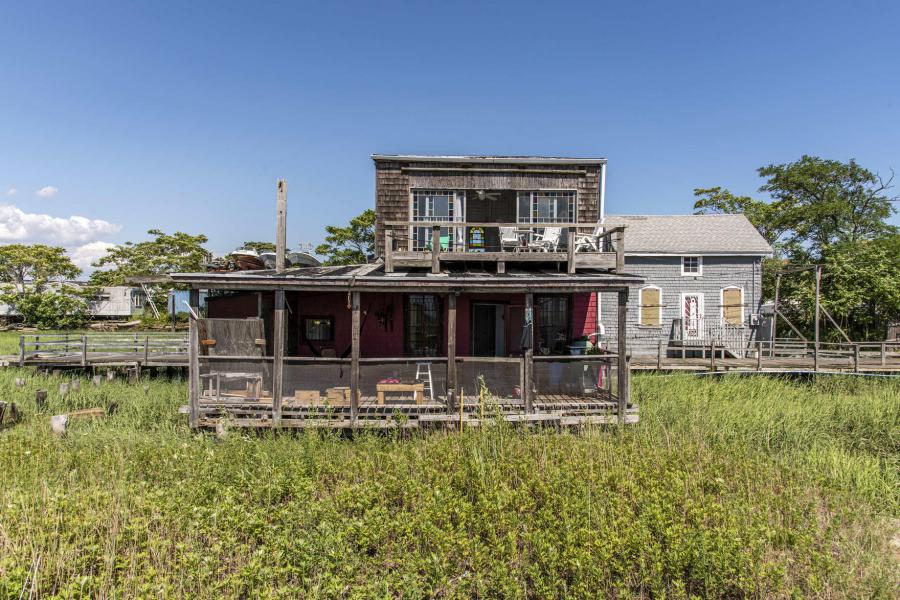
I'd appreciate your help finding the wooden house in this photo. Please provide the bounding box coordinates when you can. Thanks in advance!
[171,156,642,430]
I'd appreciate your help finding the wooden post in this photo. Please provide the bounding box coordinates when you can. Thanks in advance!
[497,260,505,274]
[431,225,441,274]
[524,293,534,413]
[614,228,625,273]
[710,342,716,371]
[384,229,394,273]
[854,343,860,373]
[814,265,821,372]
[188,290,200,429]
[272,290,286,427]
[617,289,629,425]
[350,291,361,424]
[276,179,287,274]
[772,273,781,357]
[143,336,149,365]
[446,293,457,413]
[881,343,887,367]
[657,338,663,369]
[19,336,25,367]
[756,341,762,371]
[81,335,88,367]
[567,226,575,274]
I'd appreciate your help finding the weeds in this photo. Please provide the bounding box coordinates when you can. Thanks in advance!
[0,370,897,598]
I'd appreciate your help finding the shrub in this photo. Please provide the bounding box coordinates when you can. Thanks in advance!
[3,289,88,328]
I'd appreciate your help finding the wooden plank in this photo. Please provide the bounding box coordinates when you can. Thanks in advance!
[276,179,287,273]
[384,229,394,273]
[447,293,457,412]
[617,288,629,424]
[615,228,625,273]
[188,290,200,429]
[431,226,441,274]
[385,220,606,228]
[272,290,285,427]
[350,291,361,424]
[524,293,534,414]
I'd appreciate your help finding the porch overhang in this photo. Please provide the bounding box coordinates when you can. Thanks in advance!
[170,263,644,293]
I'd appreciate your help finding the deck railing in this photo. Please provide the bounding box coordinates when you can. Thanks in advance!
[381,221,625,274]
[193,350,631,428]
[19,332,188,366]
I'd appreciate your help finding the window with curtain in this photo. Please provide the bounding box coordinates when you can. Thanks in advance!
[722,287,743,326]
[639,287,662,327]
[404,294,443,356]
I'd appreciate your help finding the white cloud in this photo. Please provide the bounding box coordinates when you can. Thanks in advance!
[69,241,116,270]
[36,186,58,198]
[0,203,121,245]
[6,188,17,197]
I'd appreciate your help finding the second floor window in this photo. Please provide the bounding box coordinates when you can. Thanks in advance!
[411,190,464,251]
[517,191,576,224]
[681,256,702,276]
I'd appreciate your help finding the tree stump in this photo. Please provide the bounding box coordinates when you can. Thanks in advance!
[35,390,48,411]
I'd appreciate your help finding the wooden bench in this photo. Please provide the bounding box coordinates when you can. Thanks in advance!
[376,382,425,405]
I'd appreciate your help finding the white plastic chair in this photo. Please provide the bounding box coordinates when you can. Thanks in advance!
[531,227,561,252]
[574,225,604,252]
[499,227,519,252]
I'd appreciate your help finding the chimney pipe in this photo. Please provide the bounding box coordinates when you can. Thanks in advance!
[276,179,287,273]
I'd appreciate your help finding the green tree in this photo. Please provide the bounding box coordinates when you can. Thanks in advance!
[89,229,209,286]
[0,244,80,294]
[5,288,88,329]
[695,156,898,340]
[314,209,375,265]
[241,241,276,253]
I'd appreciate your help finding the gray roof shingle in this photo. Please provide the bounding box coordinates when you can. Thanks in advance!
[604,214,773,255]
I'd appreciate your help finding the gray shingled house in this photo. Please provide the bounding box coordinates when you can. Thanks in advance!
[598,214,773,357]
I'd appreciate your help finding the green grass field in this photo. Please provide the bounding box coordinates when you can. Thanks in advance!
[0,370,897,598]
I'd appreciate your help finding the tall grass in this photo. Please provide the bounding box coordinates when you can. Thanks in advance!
[0,370,897,598]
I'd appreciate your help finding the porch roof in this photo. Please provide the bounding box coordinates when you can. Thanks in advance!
[171,263,642,293]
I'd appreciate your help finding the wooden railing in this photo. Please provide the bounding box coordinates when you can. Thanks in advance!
[19,332,188,366]
[381,221,625,274]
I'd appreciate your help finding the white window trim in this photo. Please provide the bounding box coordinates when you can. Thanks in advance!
[409,189,466,251]
[638,285,663,328]
[681,255,703,276]
[720,286,745,327]
[516,190,578,224]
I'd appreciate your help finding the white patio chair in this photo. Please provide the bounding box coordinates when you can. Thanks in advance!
[499,227,519,252]
[574,225,604,252]
[530,227,561,252]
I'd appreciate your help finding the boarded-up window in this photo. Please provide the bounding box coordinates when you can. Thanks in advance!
[639,287,661,327]
[722,288,743,325]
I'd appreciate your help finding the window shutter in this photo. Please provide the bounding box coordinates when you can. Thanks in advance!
[723,288,742,325]
[640,288,661,327]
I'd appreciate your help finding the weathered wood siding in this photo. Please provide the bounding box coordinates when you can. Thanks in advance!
[374,159,602,257]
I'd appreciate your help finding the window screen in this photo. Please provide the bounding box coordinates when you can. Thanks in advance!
[405,294,442,356]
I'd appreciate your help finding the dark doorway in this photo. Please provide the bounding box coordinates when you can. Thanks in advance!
[471,303,506,356]
[465,190,517,251]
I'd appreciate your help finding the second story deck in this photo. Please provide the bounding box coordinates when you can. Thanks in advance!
[372,155,623,274]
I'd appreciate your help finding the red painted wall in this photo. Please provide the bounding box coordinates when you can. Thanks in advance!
[206,290,596,357]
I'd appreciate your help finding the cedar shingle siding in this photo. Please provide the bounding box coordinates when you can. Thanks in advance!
[374,158,602,257]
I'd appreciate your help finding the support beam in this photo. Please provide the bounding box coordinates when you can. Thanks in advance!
[272,289,285,427]
[814,265,821,372]
[350,291,361,424]
[617,288,629,425]
[431,225,441,274]
[524,293,534,413]
[447,293,457,413]
[615,228,625,273]
[384,229,394,273]
[772,273,781,357]
[188,288,200,429]
[276,180,287,274]
[567,226,575,274]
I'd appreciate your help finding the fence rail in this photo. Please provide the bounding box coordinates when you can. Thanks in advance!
[19,332,188,366]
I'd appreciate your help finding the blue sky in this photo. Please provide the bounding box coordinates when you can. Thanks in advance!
[1,1,898,270]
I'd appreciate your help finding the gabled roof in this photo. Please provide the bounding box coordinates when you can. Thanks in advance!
[371,154,606,166]
[603,214,773,256]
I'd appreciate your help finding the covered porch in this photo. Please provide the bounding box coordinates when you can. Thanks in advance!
[174,265,641,429]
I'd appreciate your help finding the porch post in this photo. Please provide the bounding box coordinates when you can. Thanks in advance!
[447,293,457,413]
[385,229,394,273]
[350,291,360,424]
[615,227,625,273]
[567,226,575,274]
[431,225,441,274]
[272,289,285,428]
[617,288,629,425]
[188,288,200,429]
[524,293,534,413]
